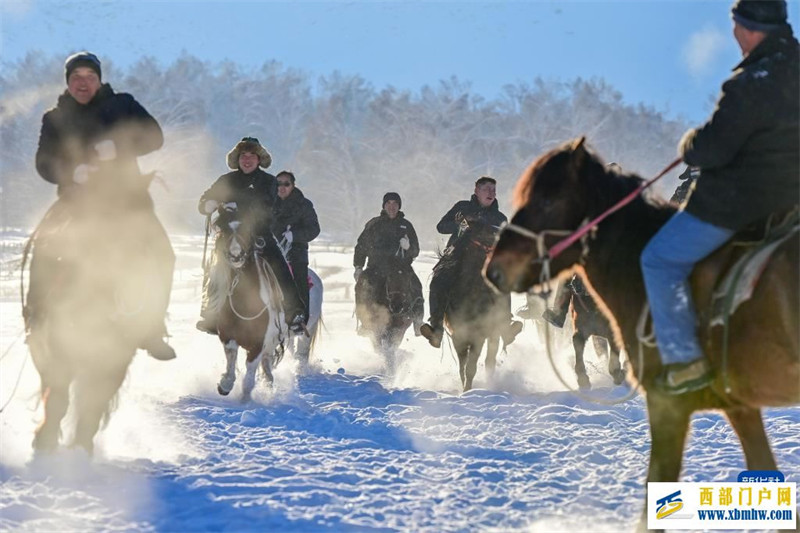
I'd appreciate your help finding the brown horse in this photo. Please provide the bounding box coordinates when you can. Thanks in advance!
[484,138,799,530]
[25,180,173,454]
[210,206,286,401]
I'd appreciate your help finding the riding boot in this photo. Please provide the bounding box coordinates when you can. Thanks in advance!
[421,269,448,347]
[542,278,572,328]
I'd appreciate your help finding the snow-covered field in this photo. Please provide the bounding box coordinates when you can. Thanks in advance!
[0,236,798,532]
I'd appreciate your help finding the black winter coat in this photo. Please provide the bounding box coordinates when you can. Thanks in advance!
[36,84,163,198]
[681,26,799,230]
[199,169,278,239]
[437,196,508,248]
[272,187,321,256]
[354,212,420,269]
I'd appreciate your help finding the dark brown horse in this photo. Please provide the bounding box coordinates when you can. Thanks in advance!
[437,219,506,391]
[356,257,418,370]
[484,138,799,530]
[211,206,286,401]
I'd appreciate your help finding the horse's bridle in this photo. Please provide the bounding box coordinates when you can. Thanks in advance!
[500,217,593,287]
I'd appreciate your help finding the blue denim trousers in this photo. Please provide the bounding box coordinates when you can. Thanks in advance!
[640,211,734,365]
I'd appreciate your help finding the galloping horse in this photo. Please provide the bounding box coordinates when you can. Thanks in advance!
[25,177,172,454]
[484,138,798,529]
[356,257,418,367]
[438,219,506,391]
[210,206,287,401]
[564,275,625,390]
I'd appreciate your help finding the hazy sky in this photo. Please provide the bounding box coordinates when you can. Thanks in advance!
[2,1,799,124]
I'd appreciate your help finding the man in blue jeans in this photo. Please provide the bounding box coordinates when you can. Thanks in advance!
[641,0,798,395]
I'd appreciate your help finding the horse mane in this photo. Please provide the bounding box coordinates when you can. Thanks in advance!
[512,138,671,215]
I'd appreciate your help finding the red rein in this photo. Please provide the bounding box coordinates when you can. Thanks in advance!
[547,157,683,259]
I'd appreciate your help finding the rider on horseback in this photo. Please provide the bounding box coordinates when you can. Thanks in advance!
[641,0,799,395]
[196,137,307,334]
[420,177,523,348]
[353,192,425,336]
[28,51,176,361]
[272,170,321,322]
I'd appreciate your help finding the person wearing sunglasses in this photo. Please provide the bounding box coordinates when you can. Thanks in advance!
[196,137,306,334]
[271,171,321,321]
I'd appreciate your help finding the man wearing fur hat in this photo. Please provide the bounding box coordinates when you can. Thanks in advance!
[196,137,307,334]
[419,177,522,348]
[30,51,176,360]
[353,192,424,336]
[641,0,799,394]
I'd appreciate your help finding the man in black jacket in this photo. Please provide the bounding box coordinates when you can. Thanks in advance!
[353,192,424,335]
[272,171,321,321]
[31,51,175,360]
[420,176,522,348]
[641,0,799,395]
[196,138,306,334]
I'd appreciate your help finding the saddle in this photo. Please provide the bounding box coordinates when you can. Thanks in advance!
[694,207,799,329]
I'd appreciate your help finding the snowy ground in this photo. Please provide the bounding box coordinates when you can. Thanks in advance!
[0,236,798,532]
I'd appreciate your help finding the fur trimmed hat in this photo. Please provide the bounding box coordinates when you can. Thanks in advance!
[65,51,102,82]
[226,137,272,170]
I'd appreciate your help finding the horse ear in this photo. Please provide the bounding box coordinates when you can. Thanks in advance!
[570,136,589,168]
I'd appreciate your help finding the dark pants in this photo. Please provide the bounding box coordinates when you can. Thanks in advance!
[287,247,310,319]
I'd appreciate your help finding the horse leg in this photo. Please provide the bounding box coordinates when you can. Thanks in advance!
[72,361,129,454]
[638,397,692,533]
[725,407,777,470]
[32,379,70,453]
[573,332,591,391]
[464,342,480,392]
[259,349,275,388]
[596,336,625,385]
[485,336,500,379]
[217,340,238,396]
[453,337,470,391]
[241,349,265,403]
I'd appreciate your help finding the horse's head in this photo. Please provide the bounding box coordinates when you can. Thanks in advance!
[213,205,262,270]
[382,259,416,316]
[485,137,606,293]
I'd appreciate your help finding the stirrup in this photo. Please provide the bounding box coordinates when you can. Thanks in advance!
[655,359,713,395]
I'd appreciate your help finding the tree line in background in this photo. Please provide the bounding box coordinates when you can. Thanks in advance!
[0,52,691,247]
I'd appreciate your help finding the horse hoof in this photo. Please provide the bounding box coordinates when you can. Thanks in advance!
[612,371,625,385]
[577,376,591,391]
[217,384,231,396]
